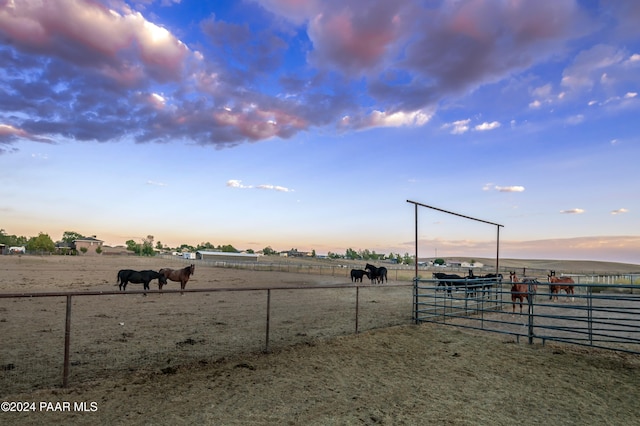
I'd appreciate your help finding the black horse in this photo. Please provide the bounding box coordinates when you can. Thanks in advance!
[117,269,167,292]
[432,272,464,295]
[365,264,387,284]
[350,269,370,282]
[466,269,502,298]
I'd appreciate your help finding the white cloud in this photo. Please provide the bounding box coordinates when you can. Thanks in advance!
[529,99,542,109]
[624,92,637,99]
[560,208,585,214]
[442,119,471,135]
[495,185,525,193]
[474,121,501,131]
[227,179,252,189]
[483,184,524,192]
[146,180,167,187]
[227,180,293,192]
[256,184,294,192]
[611,208,629,215]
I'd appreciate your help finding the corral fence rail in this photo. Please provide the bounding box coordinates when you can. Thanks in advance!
[414,279,640,354]
[0,283,412,396]
[160,254,640,285]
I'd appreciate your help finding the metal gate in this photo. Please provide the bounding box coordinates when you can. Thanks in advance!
[414,279,640,354]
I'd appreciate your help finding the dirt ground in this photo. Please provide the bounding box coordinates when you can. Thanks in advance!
[2,255,640,425]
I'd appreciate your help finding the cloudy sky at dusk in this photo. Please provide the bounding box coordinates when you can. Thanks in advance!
[1,0,639,263]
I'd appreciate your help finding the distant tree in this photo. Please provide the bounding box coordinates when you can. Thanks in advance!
[125,239,139,254]
[262,246,277,256]
[141,235,155,256]
[434,258,445,265]
[61,231,86,244]
[327,251,342,259]
[311,249,316,258]
[80,247,87,254]
[197,242,216,250]
[156,241,164,250]
[402,253,414,265]
[345,248,359,260]
[26,232,56,253]
[0,229,27,247]
[95,246,102,254]
[220,244,238,253]
[246,249,255,254]
[359,249,371,260]
[178,243,196,252]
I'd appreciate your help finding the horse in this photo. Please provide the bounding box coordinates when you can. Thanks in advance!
[350,269,370,283]
[432,272,464,296]
[159,264,195,292]
[364,264,387,284]
[509,272,537,314]
[466,269,502,298]
[116,269,167,292]
[547,270,575,302]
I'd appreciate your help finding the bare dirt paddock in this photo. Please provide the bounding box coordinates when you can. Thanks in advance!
[2,255,640,425]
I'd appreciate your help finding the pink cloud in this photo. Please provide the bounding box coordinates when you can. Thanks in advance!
[0,0,189,84]
[307,4,405,74]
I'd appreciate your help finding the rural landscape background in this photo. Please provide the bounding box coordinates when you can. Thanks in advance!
[1,254,640,425]
[2,1,640,423]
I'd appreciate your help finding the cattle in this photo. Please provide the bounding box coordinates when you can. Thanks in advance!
[350,269,370,282]
[116,269,167,292]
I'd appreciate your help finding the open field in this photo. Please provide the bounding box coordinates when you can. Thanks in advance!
[1,255,640,425]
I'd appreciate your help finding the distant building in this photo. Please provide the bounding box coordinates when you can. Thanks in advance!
[196,251,259,262]
[73,236,103,255]
[101,245,134,256]
[462,261,484,268]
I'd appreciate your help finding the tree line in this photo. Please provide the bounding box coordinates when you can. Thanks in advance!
[0,229,415,264]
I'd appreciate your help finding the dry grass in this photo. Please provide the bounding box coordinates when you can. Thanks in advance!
[1,254,640,425]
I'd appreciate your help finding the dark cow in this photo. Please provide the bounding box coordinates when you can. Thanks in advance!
[116,269,167,292]
[350,269,370,282]
[365,264,387,284]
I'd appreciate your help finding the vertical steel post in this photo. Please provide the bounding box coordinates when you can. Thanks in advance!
[527,281,534,344]
[414,203,419,324]
[63,295,72,387]
[496,225,500,276]
[355,286,359,334]
[265,289,271,353]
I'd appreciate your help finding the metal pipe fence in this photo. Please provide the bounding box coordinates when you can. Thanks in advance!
[414,279,640,354]
[0,283,413,396]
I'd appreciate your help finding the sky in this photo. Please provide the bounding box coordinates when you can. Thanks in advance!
[0,0,639,264]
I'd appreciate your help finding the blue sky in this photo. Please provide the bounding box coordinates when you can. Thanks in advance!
[1,0,639,263]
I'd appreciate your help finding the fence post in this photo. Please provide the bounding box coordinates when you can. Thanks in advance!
[265,289,271,353]
[527,281,534,344]
[63,294,72,387]
[588,285,593,346]
[413,278,418,324]
[355,286,359,334]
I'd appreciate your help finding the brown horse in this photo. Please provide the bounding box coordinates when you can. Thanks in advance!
[547,270,574,302]
[159,264,195,292]
[509,272,537,314]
